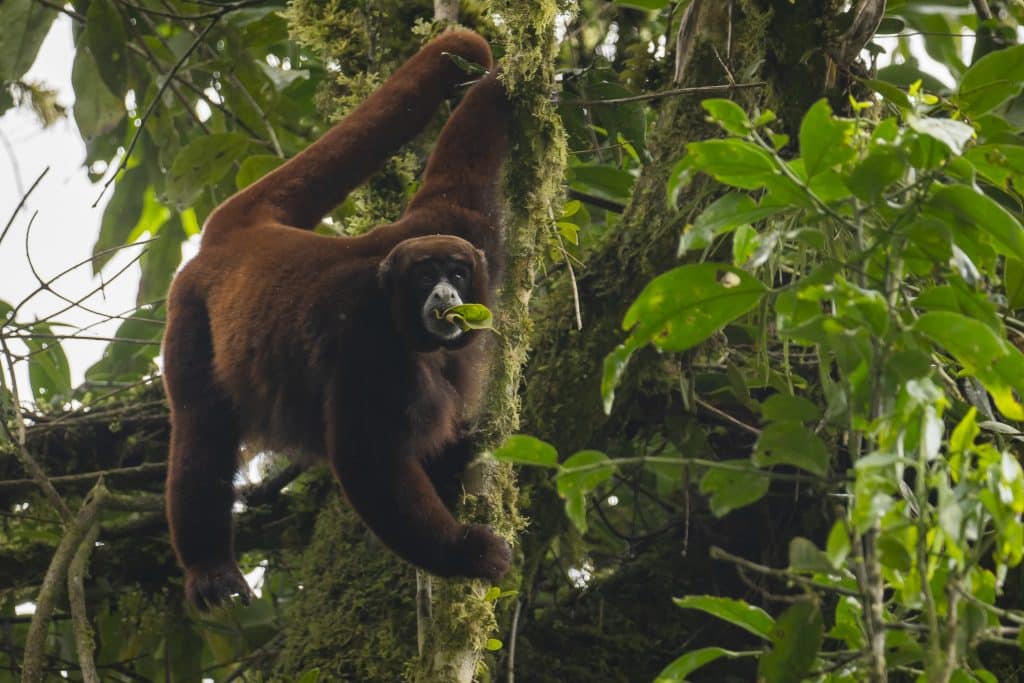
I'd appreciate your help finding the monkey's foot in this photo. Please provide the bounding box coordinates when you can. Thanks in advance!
[185,563,254,611]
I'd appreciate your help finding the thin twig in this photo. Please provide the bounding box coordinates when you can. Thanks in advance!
[971,0,994,21]
[694,397,761,436]
[8,236,157,323]
[416,570,432,656]
[114,0,265,21]
[170,3,284,157]
[709,546,860,597]
[32,0,84,22]
[22,482,109,683]
[571,81,765,106]
[0,167,46,247]
[506,598,521,683]
[0,462,167,496]
[67,522,101,683]
[94,12,225,207]
[0,335,73,522]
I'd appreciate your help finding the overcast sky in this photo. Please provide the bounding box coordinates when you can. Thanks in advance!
[1,15,142,390]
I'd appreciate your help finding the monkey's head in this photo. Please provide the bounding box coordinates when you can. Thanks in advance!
[378,235,489,351]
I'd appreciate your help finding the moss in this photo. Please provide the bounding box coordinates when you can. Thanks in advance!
[286,0,433,231]
[272,493,418,682]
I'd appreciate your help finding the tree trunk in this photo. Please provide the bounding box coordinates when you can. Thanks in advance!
[273,3,565,681]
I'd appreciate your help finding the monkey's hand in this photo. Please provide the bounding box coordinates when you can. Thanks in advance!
[185,563,254,611]
[455,524,512,583]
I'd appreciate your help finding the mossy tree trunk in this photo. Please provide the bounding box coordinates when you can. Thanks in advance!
[413,2,566,681]
[273,2,565,681]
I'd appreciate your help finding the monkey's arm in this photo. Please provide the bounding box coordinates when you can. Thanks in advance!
[203,30,493,239]
[328,410,510,582]
[404,71,511,236]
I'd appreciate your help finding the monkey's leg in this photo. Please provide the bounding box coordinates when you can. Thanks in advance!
[333,446,510,583]
[163,294,251,610]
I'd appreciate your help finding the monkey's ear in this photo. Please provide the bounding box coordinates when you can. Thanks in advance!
[473,248,488,274]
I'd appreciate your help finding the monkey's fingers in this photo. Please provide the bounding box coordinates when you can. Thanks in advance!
[185,564,254,611]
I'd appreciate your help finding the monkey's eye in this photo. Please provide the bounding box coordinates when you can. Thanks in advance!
[416,271,436,288]
[449,267,469,283]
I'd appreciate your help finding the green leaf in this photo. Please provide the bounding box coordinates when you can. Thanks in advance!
[622,264,766,352]
[438,303,494,331]
[914,311,1024,420]
[686,139,780,190]
[908,116,974,155]
[731,224,758,267]
[556,451,617,533]
[667,157,695,210]
[672,595,774,639]
[93,165,148,273]
[164,134,249,209]
[24,323,71,403]
[702,99,751,136]
[877,535,912,571]
[678,193,783,255]
[958,44,1024,116]
[927,185,1024,263]
[914,311,1008,373]
[858,78,911,110]
[798,100,855,178]
[556,451,616,499]
[760,394,822,423]
[615,0,670,9]
[492,435,558,468]
[825,521,850,568]
[757,601,824,683]
[699,461,771,517]
[560,200,582,219]
[83,308,163,382]
[788,537,833,573]
[571,165,635,202]
[85,0,129,94]
[236,155,286,190]
[0,0,56,83]
[125,187,172,246]
[485,638,503,651]
[137,214,186,305]
[654,648,736,683]
[753,421,830,476]
[846,146,905,200]
[444,51,488,76]
[71,48,125,139]
[295,669,320,683]
[600,341,638,415]
[916,283,1002,334]
[1003,259,1024,309]
[965,144,1024,190]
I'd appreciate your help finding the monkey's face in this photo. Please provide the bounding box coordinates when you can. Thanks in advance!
[410,258,474,342]
[379,236,489,351]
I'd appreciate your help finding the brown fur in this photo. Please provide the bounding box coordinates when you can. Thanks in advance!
[162,30,510,610]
